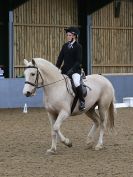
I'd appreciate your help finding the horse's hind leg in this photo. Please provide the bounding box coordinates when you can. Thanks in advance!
[95,107,108,150]
[85,108,100,148]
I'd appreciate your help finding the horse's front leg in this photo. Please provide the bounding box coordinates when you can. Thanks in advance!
[53,110,72,148]
[57,129,72,148]
[46,111,71,155]
[46,112,58,155]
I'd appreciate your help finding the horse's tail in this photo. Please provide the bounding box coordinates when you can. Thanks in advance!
[108,96,117,134]
[108,101,115,128]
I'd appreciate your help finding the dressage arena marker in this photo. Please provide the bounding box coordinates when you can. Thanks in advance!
[23,103,28,113]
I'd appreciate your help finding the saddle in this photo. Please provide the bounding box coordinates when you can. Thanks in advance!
[71,78,87,97]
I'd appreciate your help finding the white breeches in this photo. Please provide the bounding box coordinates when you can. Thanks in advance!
[72,73,80,87]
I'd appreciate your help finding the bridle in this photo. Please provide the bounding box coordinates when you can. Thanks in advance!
[24,66,66,89]
[24,66,44,89]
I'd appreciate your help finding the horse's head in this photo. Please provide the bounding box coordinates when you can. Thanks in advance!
[23,59,43,97]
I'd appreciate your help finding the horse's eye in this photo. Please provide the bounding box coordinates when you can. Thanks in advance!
[31,73,35,76]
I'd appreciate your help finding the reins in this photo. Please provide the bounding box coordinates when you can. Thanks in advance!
[24,65,68,89]
[24,65,91,94]
[40,78,66,88]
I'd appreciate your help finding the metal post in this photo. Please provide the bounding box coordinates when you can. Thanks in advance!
[9,11,13,78]
[87,15,92,75]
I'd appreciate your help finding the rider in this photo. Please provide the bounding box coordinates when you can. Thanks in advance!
[56,26,85,111]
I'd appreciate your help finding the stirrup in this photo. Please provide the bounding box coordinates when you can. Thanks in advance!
[79,101,85,111]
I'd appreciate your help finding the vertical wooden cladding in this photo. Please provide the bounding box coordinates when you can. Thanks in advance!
[13,0,78,77]
[92,0,133,74]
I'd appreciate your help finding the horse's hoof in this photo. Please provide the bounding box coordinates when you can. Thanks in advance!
[86,138,94,148]
[46,149,57,155]
[63,141,72,148]
[67,141,72,148]
[63,138,72,148]
[95,144,103,151]
[85,142,94,149]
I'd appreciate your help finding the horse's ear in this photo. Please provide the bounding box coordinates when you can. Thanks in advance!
[24,59,29,66]
[32,59,36,66]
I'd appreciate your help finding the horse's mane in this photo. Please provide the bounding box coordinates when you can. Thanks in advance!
[33,58,62,79]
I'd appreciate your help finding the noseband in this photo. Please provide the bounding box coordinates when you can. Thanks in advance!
[25,66,44,89]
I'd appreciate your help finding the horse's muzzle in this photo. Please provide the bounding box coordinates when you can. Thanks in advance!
[25,91,32,97]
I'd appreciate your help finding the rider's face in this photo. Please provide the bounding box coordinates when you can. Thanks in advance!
[66,32,75,42]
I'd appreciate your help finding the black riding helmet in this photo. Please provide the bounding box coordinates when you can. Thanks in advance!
[64,27,80,37]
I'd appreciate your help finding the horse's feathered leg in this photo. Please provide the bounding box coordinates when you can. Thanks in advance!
[85,108,100,149]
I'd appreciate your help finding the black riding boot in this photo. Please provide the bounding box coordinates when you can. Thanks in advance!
[76,85,85,111]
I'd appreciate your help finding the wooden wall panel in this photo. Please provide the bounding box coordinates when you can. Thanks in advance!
[13,0,78,77]
[92,0,133,74]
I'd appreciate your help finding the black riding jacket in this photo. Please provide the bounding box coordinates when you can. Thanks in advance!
[56,41,82,75]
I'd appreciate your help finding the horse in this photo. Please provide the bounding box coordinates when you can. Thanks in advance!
[23,58,116,155]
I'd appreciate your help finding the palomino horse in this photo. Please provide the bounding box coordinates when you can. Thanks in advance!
[23,58,116,155]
